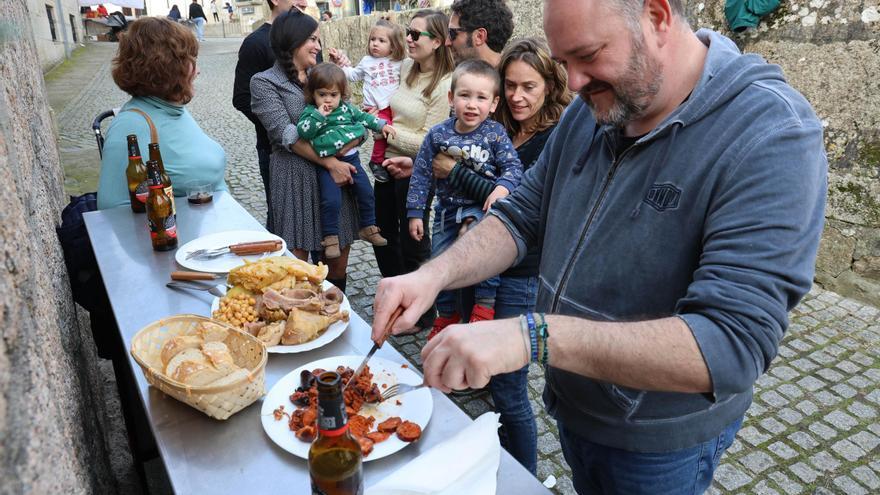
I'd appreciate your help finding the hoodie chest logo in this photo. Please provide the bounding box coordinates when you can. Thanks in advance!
[643,183,681,212]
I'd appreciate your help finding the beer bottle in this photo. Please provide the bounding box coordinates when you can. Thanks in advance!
[125,134,148,213]
[309,371,364,495]
[145,160,178,252]
[148,142,175,214]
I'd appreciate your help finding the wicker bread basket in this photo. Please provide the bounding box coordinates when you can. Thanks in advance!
[130,314,268,420]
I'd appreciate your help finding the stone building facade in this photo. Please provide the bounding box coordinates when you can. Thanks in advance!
[27,0,83,70]
[321,0,880,305]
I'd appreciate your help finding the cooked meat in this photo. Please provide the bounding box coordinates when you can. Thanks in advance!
[319,287,345,315]
[348,414,375,438]
[396,421,422,442]
[357,436,374,456]
[377,417,401,433]
[295,425,316,442]
[243,320,266,336]
[365,431,391,443]
[262,288,322,312]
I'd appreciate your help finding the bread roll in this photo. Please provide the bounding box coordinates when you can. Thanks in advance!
[160,335,204,367]
[165,348,209,377]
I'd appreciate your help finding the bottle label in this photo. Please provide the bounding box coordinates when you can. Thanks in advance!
[135,180,149,203]
[149,214,177,240]
[165,186,176,214]
[317,397,347,434]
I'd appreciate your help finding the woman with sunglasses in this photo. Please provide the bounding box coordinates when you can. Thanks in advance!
[373,10,455,330]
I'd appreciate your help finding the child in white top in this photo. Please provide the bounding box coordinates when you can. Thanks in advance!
[333,19,406,182]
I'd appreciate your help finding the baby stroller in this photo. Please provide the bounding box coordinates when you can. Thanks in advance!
[105,12,129,42]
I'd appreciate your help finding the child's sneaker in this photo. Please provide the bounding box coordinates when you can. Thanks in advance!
[469,304,495,323]
[427,313,461,340]
[321,235,341,259]
[359,226,388,246]
[369,161,391,183]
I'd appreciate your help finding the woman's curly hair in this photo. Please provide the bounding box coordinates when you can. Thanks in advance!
[111,17,199,104]
[494,37,572,135]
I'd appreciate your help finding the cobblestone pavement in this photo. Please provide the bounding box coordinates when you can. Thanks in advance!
[50,41,879,495]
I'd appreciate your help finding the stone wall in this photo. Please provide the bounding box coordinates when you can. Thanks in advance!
[321,0,880,305]
[0,1,115,493]
[689,0,880,305]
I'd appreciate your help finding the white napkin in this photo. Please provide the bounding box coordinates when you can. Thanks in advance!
[367,412,501,495]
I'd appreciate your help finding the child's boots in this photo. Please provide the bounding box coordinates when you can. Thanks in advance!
[427,313,461,340]
[322,235,341,259]
[469,304,495,323]
[359,226,388,246]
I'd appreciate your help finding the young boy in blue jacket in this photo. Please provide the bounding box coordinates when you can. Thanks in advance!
[406,60,523,338]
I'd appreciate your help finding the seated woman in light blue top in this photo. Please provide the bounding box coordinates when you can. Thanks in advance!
[97,17,226,210]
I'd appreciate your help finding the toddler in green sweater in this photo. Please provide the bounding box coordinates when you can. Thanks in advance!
[296,63,396,258]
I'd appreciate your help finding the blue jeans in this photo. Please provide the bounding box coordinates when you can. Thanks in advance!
[488,275,539,475]
[431,205,499,315]
[558,417,743,494]
[317,152,376,237]
[193,17,205,40]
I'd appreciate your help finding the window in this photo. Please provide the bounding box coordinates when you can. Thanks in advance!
[69,14,78,43]
[46,4,57,42]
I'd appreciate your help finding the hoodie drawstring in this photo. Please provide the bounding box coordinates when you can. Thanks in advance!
[631,123,682,219]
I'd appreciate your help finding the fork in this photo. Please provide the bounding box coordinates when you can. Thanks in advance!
[166,281,227,298]
[381,382,427,402]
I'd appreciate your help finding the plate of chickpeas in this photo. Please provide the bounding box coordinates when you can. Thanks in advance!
[209,280,351,354]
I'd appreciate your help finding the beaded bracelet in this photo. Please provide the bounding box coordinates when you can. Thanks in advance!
[534,313,550,366]
[525,312,539,363]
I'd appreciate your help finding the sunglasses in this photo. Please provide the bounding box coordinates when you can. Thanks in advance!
[406,28,435,42]
[448,27,469,40]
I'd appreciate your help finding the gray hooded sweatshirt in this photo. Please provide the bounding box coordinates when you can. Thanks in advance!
[490,30,827,452]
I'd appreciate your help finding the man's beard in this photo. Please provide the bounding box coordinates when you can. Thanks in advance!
[579,33,663,127]
[452,33,479,63]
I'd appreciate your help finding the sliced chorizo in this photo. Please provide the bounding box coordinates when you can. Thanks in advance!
[357,436,374,456]
[396,421,422,442]
[365,431,392,443]
[295,425,316,442]
[377,416,401,433]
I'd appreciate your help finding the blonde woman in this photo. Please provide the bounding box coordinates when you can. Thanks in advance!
[373,10,454,330]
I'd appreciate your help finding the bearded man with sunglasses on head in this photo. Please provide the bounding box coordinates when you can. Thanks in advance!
[447,0,514,68]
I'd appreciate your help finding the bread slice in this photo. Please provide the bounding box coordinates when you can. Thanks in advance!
[193,321,229,342]
[204,367,249,388]
[201,341,238,374]
[160,335,205,367]
[165,348,209,378]
[172,361,229,386]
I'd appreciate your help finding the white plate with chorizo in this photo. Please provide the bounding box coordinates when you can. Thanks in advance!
[260,355,432,462]
[175,230,287,273]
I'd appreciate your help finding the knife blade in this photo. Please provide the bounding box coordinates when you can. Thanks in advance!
[347,306,404,389]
